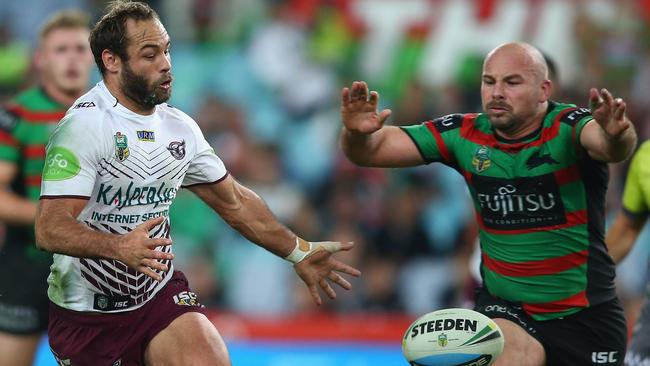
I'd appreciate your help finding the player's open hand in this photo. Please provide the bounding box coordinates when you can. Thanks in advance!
[589,88,631,138]
[293,241,361,305]
[117,216,173,281]
[341,81,392,135]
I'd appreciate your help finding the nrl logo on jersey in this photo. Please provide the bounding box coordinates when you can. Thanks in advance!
[114,132,130,161]
[472,145,491,172]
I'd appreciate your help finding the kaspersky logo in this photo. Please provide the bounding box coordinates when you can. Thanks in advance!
[95,182,178,209]
[43,146,81,181]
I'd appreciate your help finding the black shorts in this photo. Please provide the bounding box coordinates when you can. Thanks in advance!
[474,287,627,366]
[0,244,51,334]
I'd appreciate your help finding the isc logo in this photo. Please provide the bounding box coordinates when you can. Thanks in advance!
[114,301,129,308]
[591,351,618,364]
[173,291,200,306]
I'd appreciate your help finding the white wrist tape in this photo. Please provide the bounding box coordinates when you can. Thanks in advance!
[285,237,341,264]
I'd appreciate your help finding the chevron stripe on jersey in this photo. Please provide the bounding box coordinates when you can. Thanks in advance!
[77,220,171,307]
[41,81,227,313]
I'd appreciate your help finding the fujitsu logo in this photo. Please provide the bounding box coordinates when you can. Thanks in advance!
[472,174,565,230]
[477,184,557,217]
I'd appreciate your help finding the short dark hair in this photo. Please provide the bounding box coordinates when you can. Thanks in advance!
[89,0,159,75]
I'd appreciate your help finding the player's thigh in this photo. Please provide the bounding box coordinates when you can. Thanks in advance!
[0,331,40,366]
[492,318,545,366]
[144,312,230,366]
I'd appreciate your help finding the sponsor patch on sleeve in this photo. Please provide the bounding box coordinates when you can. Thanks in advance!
[43,146,81,181]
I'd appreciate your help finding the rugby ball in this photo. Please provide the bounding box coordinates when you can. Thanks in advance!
[402,308,504,366]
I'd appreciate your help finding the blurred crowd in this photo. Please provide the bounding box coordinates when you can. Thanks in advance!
[1,0,649,318]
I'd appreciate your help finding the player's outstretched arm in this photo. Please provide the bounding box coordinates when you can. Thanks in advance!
[340,81,424,167]
[189,175,361,305]
[35,198,173,281]
[580,88,637,162]
[605,211,645,263]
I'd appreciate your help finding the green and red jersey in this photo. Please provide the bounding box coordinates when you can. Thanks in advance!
[0,87,66,257]
[402,101,617,321]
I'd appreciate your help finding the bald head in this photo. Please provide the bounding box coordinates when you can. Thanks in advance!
[480,42,552,138]
[484,42,548,82]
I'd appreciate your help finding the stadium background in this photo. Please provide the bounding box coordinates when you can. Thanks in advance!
[1,0,649,365]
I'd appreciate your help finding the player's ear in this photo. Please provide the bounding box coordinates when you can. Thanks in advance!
[540,79,552,102]
[102,49,120,74]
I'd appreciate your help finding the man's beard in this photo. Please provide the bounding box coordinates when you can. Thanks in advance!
[121,63,171,110]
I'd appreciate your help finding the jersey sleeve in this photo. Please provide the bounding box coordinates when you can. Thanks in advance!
[622,142,650,220]
[400,114,463,165]
[573,113,593,143]
[554,106,593,155]
[181,120,228,187]
[40,112,104,198]
[0,106,20,162]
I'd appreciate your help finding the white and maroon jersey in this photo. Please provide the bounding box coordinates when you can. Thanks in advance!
[41,81,227,312]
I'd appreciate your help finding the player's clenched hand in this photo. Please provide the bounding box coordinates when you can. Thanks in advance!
[115,216,173,281]
[291,240,361,305]
[341,81,392,135]
[589,88,631,138]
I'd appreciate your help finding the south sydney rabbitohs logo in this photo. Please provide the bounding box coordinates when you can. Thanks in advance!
[167,140,185,160]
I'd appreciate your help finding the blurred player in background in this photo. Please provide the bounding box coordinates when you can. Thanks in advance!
[340,42,636,365]
[0,10,93,366]
[34,1,360,365]
[606,141,650,366]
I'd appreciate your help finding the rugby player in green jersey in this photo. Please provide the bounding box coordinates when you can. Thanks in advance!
[606,141,650,366]
[0,11,94,366]
[340,42,637,365]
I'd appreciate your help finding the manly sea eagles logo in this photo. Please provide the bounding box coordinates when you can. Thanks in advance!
[472,145,492,173]
[167,140,186,160]
[114,132,129,161]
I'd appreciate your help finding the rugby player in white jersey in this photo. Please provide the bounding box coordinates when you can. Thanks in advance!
[34,1,360,365]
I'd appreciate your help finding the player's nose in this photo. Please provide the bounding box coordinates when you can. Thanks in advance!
[160,55,171,73]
